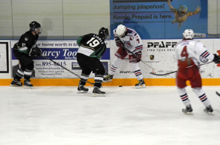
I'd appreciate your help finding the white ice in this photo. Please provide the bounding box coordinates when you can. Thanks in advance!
[1,86,220,145]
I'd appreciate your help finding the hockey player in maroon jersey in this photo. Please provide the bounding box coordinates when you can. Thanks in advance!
[104,24,145,88]
[175,29,220,113]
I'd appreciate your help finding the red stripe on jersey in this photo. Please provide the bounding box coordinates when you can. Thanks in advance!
[110,67,116,71]
[202,52,209,57]
[200,96,206,100]
[135,72,141,75]
[136,46,143,50]
[181,96,188,100]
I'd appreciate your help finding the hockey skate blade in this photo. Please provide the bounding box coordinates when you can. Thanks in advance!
[77,90,88,93]
[103,80,112,83]
[24,86,33,89]
[182,109,193,115]
[10,84,22,87]
[135,85,146,89]
[203,109,214,115]
[93,93,105,97]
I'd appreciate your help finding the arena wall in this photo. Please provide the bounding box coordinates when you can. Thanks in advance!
[0,0,219,86]
[1,39,220,86]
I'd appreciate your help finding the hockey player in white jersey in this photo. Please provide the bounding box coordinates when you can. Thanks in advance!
[104,24,145,88]
[175,29,220,113]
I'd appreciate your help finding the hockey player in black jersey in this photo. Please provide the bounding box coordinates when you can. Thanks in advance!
[76,27,109,96]
[11,21,42,88]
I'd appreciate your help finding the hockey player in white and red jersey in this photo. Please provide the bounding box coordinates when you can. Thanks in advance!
[175,29,220,113]
[104,24,145,88]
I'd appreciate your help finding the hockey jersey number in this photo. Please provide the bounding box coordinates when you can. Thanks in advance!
[87,37,100,47]
[181,46,189,58]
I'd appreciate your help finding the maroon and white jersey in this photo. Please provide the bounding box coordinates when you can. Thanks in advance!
[113,27,143,53]
[175,39,214,67]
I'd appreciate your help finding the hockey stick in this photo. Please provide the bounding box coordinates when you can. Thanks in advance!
[41,55,95,85]
[216,91,220,97]
[122,46,155,71]
[150,70,177,76]
[150,61,214,76]
[151,50,220,76]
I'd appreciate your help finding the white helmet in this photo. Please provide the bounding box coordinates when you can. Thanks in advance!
[116,24,127,37]
[183,29,194,39]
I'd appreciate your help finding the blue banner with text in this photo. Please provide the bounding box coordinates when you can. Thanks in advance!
[110,0,207,39]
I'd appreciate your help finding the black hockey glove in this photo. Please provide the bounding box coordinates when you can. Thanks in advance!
[30,47,42,56]
[133,51,141,62]
[213,54,220,64]
[115,37,124,47]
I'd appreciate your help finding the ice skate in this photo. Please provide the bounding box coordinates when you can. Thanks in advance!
[24,80,33,88]
[77,85,89,93]
[182,105,193,113]
[10,79,22,87]
[135,79,146,89]
[204,105,213,113]
[93,86,105,97]
[103,75,113,82]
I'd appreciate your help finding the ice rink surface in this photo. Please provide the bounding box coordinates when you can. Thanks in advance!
[1,86,220,145]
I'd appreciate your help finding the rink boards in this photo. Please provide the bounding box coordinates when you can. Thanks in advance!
[1,39,220,86]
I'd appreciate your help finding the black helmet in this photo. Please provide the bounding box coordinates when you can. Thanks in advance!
[29,21,41,34]
[98,27,109,39]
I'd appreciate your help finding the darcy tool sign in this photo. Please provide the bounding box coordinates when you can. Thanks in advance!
[11,40,110,78]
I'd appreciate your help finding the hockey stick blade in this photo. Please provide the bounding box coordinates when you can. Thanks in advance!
[216,91,220,97]
[41,55,95,85]
[150,71,177,76]
[150,61,214,76]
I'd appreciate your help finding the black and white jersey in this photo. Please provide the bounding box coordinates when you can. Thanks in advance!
[77,33,107,59]
[13,30,39,54]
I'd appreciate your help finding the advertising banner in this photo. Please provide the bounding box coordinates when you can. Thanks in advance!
[109,39,219,79]
[0,41,11,79]
[109,39,178,79]
[10,39,219,80]
[110,0,207,39]
[0,42,9,73]
[11,40,110,78]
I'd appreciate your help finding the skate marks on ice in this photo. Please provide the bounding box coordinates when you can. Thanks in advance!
[1,86,220,145]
